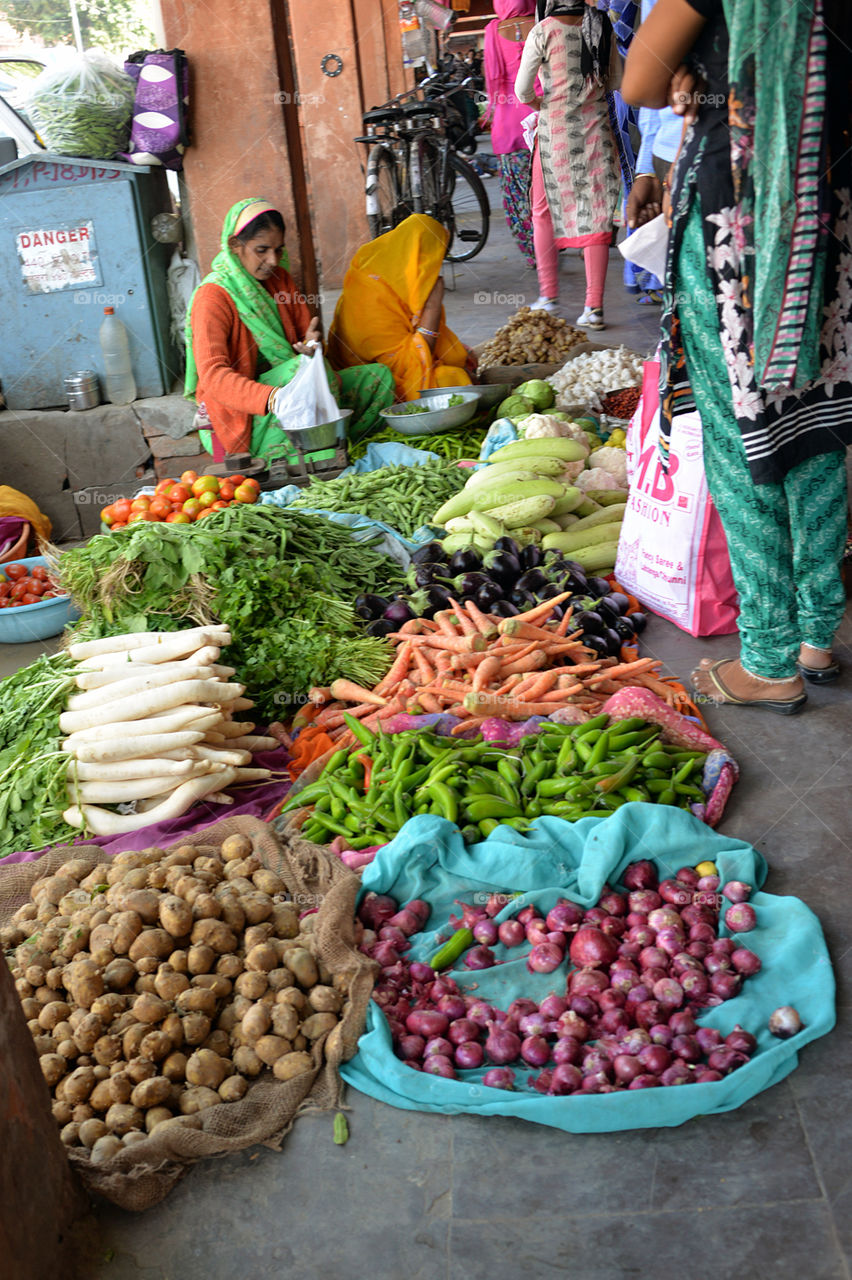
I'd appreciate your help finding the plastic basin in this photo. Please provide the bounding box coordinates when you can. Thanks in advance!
[0,555,80,644]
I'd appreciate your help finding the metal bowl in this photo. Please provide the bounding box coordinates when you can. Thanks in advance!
[281,409,353,452]
[419,383,506,410]
[380,391,480,436]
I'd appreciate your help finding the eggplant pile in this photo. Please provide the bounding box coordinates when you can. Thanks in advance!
[354,537,647,657]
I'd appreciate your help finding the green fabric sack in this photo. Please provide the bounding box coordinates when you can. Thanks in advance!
[341,806,835,1132]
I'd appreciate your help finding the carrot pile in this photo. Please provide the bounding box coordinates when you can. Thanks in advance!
[296,593,698,749]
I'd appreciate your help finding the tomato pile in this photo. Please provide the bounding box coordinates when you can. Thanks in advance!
[100,470,262,530]
[0,563,68,609]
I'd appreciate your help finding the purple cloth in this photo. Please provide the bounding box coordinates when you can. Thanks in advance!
[1,746,292,867]
[0,517,26,558]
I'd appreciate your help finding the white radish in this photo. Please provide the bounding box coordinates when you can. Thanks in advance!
[134,768,236,812]
[211,720,257,739]
[68,774,200,804]
[223,735,279,753]
[66,666,221,712]
[66,757,207,781]
[190,745,252,766]
[232,697,255,711]
[72,650,230,690]
[59,679,245,734]
[231,768,273,783]
[69,734,204,763]
[201,793,235,805]
[63,768,239,834]
[61,707,223,746]
[68,627,230,661]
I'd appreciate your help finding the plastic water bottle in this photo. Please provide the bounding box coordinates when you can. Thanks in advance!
[99,307,137,405]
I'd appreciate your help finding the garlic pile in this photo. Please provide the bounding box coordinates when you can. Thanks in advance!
[547,347,646,412]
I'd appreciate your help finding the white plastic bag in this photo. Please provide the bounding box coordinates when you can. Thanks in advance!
[617,214,670,283]
[273,347,340,430]
[26,50,135,159]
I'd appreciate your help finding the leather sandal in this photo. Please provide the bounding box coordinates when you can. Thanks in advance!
[693,659,807,715]
[797,646,840,684]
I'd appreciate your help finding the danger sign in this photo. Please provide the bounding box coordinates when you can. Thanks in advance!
[16,220,101,294]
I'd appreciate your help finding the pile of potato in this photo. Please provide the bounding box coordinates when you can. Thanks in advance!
[478,308,587,368]
[2,834,348,1165]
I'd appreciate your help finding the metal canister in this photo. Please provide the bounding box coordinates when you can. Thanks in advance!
[64,370,101,411]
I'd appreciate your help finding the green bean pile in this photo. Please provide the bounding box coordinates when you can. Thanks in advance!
[349,421,488,463]
[287,458,468,537]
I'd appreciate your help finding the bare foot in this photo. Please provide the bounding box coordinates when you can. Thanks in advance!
[692,657,805,706]
[798,644,834,670]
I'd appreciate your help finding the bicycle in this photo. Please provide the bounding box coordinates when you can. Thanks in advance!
[355,79,490,263]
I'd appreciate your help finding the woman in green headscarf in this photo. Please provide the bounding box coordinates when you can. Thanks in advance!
[185,198,395,461]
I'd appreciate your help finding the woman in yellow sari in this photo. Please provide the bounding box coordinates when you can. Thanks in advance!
[327,215,477,404]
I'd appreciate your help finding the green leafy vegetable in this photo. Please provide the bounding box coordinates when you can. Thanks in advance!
[0,653,78,861]
[58,505,406,720]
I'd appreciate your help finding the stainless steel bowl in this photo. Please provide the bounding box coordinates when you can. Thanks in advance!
[282,408,353,451]
[380,391,480,436]
[419,383,506,410]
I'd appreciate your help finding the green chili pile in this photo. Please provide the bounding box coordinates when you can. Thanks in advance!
[282,714,709,847]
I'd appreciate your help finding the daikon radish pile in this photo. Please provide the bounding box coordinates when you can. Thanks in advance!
[61,629,274,836]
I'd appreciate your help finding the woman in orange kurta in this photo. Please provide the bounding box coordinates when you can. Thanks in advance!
[185,199,394,459]
[327,215,476,403]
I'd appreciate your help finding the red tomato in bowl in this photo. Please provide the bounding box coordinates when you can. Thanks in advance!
[4,563,27,581]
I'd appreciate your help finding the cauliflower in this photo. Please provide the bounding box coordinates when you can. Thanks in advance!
[517,413,571,439]
[575,467,622,492]
[559,459,586,483]
[587,446,628,487]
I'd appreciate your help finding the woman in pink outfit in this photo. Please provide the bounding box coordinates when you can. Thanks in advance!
[515,1,622,327]
[483,0,540,269]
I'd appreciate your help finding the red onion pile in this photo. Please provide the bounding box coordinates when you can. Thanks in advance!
[356,867,763,1093]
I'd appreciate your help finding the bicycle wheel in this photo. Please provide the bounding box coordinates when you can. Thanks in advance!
[445,153,490,262]
[415,136,443,220]
[366,145,400,239]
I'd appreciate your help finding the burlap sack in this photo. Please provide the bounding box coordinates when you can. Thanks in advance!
[273,746,338,844]
[0,814,377,1212]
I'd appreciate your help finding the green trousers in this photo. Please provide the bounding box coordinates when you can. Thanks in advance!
[675,200,848,678]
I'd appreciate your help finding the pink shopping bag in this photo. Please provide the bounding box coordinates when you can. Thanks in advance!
[615,360,739,636]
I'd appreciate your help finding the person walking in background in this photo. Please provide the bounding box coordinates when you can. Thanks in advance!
[623,0,852,712]
[516,1,623,328]
[622,0,684,300]
[483,0,539,271]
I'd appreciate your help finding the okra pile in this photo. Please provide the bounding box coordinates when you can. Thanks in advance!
[283,714,709,847]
